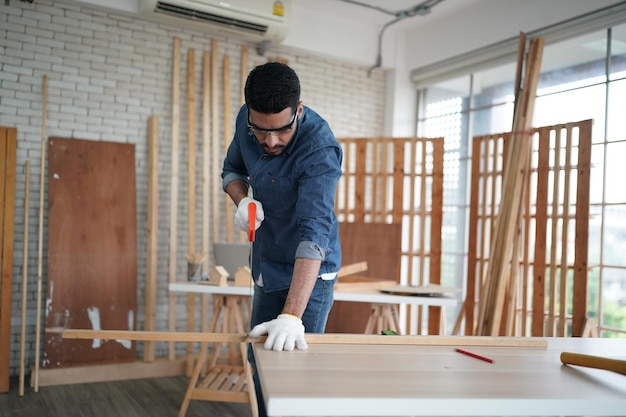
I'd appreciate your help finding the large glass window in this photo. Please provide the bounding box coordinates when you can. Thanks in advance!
[417,23,626,338]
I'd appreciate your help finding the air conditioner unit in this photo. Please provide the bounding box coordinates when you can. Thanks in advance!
[140,0,292,43]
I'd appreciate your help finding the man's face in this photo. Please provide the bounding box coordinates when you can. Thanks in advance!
[247,103,302,156]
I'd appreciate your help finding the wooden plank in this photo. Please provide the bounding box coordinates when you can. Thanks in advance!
[45,138,137,368]
[201,52,211,339]
[187,48,196,255]
[144,116,159,362]
[572,120,592,337]
[34,74,48,391]
[223,54,234,242]
[32,358,186,387]
[337,261,368,277]
[211,39,220,243]
[168,36,181,360]
[19,160,30,396]
[0,126,17,393]
[62,329,547,348]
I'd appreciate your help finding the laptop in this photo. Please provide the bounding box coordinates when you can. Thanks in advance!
[212,242,251,277]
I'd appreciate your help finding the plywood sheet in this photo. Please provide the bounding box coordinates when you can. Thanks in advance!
[326,222,401,333]
[44,138,137,368]
[0,127,17,392]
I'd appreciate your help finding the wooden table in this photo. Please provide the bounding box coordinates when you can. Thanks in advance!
[253,337,626,417]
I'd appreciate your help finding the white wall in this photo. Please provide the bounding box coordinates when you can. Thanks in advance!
[0,0,386,376]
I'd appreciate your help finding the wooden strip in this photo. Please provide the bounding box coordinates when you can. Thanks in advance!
[168,36,181,360]
[201,52,211,338]
[223,54,234,242]
[464,136,483,335]
[371,140,380,222]
[0,128,8,393]
[19,160,30,396]
[380,139,389,221]
[532,128,549,336]
[572,120,592,336]
[187,48,196,254]
[144,116,158,362]
[34,74,48,391]
[240,45,248,106]
[548,127,561,336]
[354,141,366,222]
[428,138,444,335]
[391,141,404,223]
[62,329,547,347]
[558,126,573,337]
[211,39,220,243]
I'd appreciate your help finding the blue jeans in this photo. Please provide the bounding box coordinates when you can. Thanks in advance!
[248,277,335,417]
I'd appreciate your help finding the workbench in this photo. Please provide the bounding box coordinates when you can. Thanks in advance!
[253,337,626,417]
[169,281,458,335]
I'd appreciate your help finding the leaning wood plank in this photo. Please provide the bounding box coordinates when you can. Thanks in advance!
[201,52,211,337]
[62,329,547,347]
[211,39,220,243]
[144,116,159,362]
[187,48,196,255]
[223,54,234,242]
[32,359,186,387]
[19,160,30,396]
[168,36,181,360]
[34,75,47,392]
[337,261,368,277]
[0,127,17,393]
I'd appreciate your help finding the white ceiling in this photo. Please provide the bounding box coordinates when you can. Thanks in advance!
[297,0,485,28]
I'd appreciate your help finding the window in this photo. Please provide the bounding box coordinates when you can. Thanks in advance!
[416,21,626,338]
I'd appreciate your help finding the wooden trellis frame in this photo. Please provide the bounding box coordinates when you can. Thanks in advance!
[335,137,444,334]
[464,119,592,337]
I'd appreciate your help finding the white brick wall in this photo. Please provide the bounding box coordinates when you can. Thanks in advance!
[0,0,387,377]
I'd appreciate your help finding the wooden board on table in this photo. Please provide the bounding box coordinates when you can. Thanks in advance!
[44,138,137,368]
[379,284,461,297]
[334,275,391,292]
[326,222,401,333]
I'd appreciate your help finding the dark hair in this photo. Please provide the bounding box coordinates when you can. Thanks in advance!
[244,62,300,114]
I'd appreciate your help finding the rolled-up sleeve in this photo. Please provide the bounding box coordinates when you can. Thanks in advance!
[295,240,327,260]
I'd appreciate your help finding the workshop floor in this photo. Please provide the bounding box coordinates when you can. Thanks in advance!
[0,375,254,417]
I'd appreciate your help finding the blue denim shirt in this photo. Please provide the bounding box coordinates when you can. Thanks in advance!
[222,105,343,292]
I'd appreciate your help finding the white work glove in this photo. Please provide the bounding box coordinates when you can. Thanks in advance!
[234,197,264,233]
[248,313,308,351]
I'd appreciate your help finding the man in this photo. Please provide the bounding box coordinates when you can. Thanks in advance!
[221,62,342,417]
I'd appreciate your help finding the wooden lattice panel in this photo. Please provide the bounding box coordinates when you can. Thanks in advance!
[465,120,592,337]
[335,137,444,334]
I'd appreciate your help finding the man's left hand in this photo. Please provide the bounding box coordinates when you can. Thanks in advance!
[248,314,308,351]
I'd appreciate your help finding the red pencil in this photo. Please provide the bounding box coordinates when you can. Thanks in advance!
[454,348,494,363]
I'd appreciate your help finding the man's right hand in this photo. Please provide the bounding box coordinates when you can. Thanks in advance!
[235,197,264,233]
